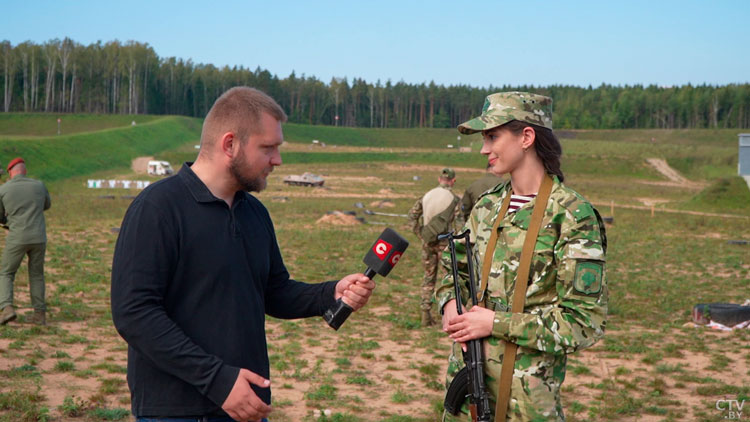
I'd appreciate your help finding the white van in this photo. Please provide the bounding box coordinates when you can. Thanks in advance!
[147,161,174,176]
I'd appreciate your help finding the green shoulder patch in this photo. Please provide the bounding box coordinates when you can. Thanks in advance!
[572,202,597,223]
[573,261,603,295]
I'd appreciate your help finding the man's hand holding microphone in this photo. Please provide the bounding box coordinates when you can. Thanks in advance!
[324,227,409,330]
[334,273,375,311]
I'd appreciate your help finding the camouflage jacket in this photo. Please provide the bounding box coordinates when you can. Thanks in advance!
[408,183,463,244]
[436,176,607,422]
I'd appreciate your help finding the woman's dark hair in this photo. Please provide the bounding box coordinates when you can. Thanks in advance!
[501,120,564,182]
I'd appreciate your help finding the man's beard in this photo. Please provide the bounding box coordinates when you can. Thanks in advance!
[230,154,266,192]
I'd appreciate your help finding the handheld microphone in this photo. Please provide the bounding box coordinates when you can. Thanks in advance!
[323,227,409,330]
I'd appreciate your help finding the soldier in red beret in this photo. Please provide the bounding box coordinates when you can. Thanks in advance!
[0,158,52,325]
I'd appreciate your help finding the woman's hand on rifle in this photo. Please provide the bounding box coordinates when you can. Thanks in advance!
[441,299,460,332]
[444,302,494,350]
[441,299,467,352]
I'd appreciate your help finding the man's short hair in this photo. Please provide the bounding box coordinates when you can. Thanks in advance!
[200,87,288,150]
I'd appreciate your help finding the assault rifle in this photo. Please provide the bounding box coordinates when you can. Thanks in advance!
[439,230,491,422]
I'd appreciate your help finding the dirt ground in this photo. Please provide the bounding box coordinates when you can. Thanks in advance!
[130,156,153,174]
[645,158,707,189]
[2,155,747,421]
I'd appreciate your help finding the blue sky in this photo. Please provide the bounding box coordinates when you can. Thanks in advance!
[4,0,749,88]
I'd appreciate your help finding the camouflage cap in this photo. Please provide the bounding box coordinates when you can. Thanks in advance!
[457,91,553,134]
[441,167,456,179]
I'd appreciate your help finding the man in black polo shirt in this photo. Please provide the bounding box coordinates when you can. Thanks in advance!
[111,87,374,422]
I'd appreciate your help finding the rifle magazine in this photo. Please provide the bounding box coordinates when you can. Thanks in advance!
[444,366,469,415]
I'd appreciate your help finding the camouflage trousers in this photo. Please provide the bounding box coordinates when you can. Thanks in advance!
[442,340,566,422]
[421,240,447,312]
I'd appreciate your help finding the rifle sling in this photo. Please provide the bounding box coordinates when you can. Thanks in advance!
[491,174,554,421]
[478,190,511,302]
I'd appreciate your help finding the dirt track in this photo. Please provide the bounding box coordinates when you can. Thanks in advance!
[645,158,706,189]
[131,156,153,174]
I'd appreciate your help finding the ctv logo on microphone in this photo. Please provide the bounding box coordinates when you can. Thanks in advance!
[373,240,393,260]
[389,252,402,266]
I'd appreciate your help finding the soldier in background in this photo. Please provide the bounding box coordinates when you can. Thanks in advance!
[408,168,462,327]
[459,164,503,221]
[0,158,52,326]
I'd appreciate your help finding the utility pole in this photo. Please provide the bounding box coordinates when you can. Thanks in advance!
[335,85,339,127]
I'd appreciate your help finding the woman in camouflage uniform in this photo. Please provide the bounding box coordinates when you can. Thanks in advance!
[436,92,608,422]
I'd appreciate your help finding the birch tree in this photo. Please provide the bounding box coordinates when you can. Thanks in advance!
[68,45,79,112]
[105,41,121,113]
[43,39,60,112]
[28,43,42,111]
[58,37,73,112]
[1,41,16,112]
[18,42,31,111]
[125,42,138,114]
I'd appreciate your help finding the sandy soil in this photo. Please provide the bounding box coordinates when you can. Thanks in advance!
[260,190,415,200]
[130,156,154,174]
[370,200,395,208]
[316,211,363,225]
[265,319,450,421]
[384,164,486,175]
[635,197,672,207]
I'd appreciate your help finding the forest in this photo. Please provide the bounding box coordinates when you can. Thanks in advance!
[2,38,750,129]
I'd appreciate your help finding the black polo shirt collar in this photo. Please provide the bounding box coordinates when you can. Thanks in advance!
[178,162,246,206]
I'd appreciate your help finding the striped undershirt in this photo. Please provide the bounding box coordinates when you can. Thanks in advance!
[507,194,536,214]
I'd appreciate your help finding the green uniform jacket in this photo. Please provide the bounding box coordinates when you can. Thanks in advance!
[0,175,51,244]
[460,172,504,221]
[436,176,607,422]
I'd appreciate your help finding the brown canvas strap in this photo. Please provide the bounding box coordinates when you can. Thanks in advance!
[494,174,554,421]
[478,190,512,302]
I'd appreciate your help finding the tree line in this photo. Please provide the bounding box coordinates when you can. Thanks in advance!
[2,38,750,129]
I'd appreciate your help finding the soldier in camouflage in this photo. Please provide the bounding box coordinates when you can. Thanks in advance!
[408,168,463,327]
[460,165,504,222]
[436,92,607,421]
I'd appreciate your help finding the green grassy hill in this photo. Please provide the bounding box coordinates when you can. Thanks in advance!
[282,122,483,148]
[560,129,741,180]
[567,128,739,146]
[683,176,750,213]
[0,115,201,182]
[283,124,742,181]
[0,113,163,137]
[0,113,746,215]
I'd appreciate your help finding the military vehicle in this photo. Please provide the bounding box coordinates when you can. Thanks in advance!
[147,160,174,176]
[283,172,324,187]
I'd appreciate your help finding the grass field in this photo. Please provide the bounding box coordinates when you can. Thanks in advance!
[0,115,748,422]
[283,123,483,149]
[0,115,201,182]
[0,113,163,138]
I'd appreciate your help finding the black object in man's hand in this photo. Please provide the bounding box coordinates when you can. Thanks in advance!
[323,227,409,330]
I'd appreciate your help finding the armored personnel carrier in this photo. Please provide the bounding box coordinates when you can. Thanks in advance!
[283,172,324,187]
